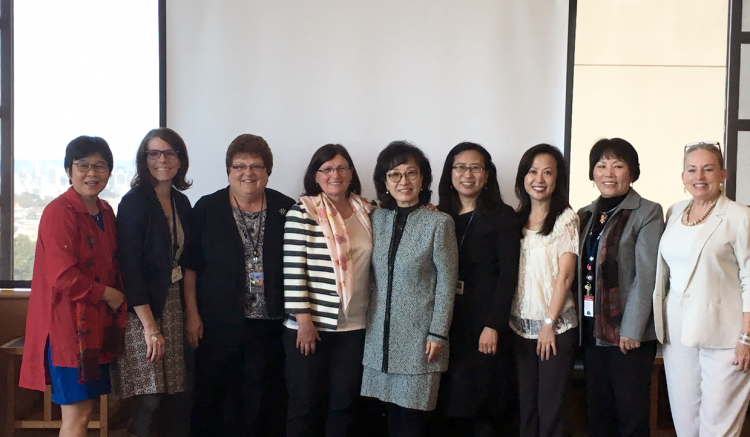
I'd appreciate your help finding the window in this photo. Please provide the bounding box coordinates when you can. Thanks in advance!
[0,0,161,285]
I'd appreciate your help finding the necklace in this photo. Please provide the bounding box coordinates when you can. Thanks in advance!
[683,196,719,226]
[233,193,266,262]
[598,205,618,224]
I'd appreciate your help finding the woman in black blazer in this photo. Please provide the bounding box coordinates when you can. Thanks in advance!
[183,134,295,436]
[111,128,194,437]
[436,142,522,436]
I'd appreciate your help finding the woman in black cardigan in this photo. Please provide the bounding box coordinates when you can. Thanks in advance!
[436,142,522,436]
[183,134,295,436]
[111,128,194,437]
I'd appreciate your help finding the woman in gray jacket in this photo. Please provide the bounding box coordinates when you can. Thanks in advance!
[361,141,458,437]
[576,138,664,437]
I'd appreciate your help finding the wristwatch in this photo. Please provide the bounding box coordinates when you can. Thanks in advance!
[543,317,554,325]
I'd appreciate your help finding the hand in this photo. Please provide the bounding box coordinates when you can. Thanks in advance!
[733,342,750,371]
[478,327,498,355]
[296,315,321,355]
[102,287,125,311]
[426,203,439,212]
[426,341,444,363]
[185,313,203,349]
[619,336,641,354]
[536,323,557,361]
[144,331,166,364]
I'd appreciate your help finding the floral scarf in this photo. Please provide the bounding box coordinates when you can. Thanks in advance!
[300,193,375,313]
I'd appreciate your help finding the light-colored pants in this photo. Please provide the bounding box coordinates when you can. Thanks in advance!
[663,294,750,437]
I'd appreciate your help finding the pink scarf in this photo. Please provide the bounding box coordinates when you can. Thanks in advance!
[299,193,375,312]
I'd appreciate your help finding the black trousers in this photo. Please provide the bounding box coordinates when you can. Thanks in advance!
[386,403,432,437]
[284,327,365,437]
[584,340,657,437]
[192,319,287,437]
[514,328,577,437]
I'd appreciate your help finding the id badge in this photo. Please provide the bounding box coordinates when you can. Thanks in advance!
[250,272,264,288]
[455,280,464,295]
[583,295,594,317]
[171,266,183,283]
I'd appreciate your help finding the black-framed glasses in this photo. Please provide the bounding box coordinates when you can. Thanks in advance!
[452,164,485,174]
[684,141,721,153]
[74,161,110,173]
[147,149,180,160]
[386,169,420,183]
[231,163,266,173]
[317,166,352,176]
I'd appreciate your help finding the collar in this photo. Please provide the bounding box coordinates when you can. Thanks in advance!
[62,186,112,214]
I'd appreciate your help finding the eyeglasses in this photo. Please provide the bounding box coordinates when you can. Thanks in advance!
[147,149,180,160]
[452,164,485,174]
[231,163,266,173]
[74,161,109,173]
[684,141,721,153]
[317,166,352,176]
[386,169,420,183]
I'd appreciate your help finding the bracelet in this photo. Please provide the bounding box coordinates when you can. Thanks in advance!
[741,332,750,343]
[739,339,750,347]
[144,329,161,341]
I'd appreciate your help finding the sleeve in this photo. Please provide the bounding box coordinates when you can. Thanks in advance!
[485,217,522,333]
[620,203,665,340]
[734,207,750,312]
[557,212,580,257]
[182,196,206,272]
[116,194,152,308]
[427,215,459,346]
[42,205,106,304]
[283,204,312,315]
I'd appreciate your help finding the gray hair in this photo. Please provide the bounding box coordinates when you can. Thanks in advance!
[683,141,724,170]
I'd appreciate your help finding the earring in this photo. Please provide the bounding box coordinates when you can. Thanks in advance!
[592,182,595,188]
[684,186,687,194]
[630,182,634,187]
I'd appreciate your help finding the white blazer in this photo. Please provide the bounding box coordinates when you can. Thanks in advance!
[653,195,750,348]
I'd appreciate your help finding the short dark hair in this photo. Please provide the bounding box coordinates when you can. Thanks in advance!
[302,144,362,197]
[131,128,192,190]
[64,136,113,184]
[437,142,504,220]
[514,144,570,236]
[225,134,274,175]
[373,141,432,210]
[588,137,640,182]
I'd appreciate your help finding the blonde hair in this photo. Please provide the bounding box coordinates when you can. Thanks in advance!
[683,142,724,170]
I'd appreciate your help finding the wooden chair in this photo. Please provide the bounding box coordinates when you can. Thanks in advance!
[0,336,109,437]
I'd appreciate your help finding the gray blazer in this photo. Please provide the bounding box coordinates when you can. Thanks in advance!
[363,206,458,374]
[577,189,664,345]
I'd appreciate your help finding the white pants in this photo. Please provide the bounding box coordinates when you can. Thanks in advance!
[663,294,750,437]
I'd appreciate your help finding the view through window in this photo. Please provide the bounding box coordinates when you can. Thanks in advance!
[13,1,159,280]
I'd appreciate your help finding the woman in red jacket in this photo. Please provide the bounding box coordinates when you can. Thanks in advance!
[19,136,127,437]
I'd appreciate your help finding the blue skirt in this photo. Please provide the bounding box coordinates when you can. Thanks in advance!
[45,340,110,405]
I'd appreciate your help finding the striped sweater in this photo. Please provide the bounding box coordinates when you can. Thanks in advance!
[283,202,341,330]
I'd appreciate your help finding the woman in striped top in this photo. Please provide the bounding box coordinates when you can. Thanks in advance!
[283,143,376,437]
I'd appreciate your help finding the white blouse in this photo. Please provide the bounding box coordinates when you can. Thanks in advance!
[659,213,704,297]
[510,207,579,339]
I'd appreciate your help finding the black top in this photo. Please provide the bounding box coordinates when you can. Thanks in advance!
[182,187,295,328]
[581,192,628,343]
[116,183,193,317]
[439,203,522,416]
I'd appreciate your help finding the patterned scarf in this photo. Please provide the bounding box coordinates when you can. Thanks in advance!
[581,208,632,344]
[300,193,375,312]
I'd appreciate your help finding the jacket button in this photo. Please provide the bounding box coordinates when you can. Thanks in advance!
[683,293,690,298]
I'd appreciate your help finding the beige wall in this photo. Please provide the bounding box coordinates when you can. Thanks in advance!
[570,0,728,213]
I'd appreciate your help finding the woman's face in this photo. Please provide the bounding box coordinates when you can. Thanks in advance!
[147,137,180,185]
[523,153,557,203]
[682,149,726,201]
[228,153,269,199]
[593,155,631,198]
[386,158,423,208]
[314,154,352,200]
[66,152,111,201]
[451,150,488,200]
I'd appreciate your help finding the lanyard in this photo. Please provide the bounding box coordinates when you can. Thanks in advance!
[458,210,475,248]
[168,195,178,267]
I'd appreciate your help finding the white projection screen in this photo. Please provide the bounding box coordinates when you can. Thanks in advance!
[167,0,571,204]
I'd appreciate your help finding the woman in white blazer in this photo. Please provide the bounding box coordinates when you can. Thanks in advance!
[653,142,750,437]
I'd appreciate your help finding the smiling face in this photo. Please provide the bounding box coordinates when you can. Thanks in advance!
[682,149,726,202]
[314,154,352,201]
[386,158,423,207]
[593,155,632,198]
[228,153,269,200]
[523,153,557,203]
[147,137,180,185]
[451,150,488,201]
[66,152,111,201]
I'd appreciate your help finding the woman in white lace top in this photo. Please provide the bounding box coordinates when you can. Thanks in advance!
[510,144,579,437]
